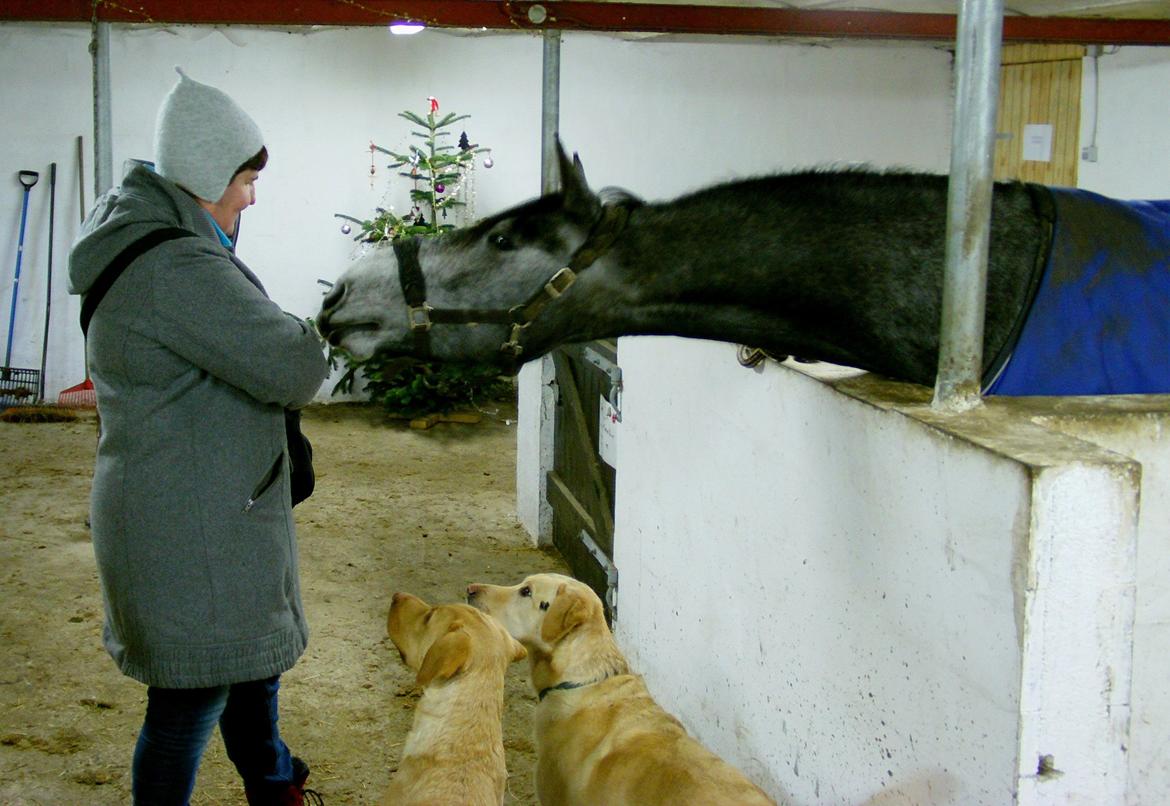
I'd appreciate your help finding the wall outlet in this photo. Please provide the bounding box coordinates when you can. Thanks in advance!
[1082,145,1098,162]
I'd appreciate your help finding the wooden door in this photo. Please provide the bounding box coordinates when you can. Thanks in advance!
[994,44,1085,186]
[547,342,620,619]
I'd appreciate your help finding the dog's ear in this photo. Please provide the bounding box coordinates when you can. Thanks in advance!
[416,624,471,688]
[507,633,528,663]
[540,584,591,643]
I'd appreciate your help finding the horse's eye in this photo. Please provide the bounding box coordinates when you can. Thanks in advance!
[519,586,531,597]
[489,233,515,251]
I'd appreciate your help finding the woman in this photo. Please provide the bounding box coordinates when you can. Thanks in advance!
[68,68,329,805]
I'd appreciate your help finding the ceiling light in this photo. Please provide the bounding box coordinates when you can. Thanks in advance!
[389,22,425,35]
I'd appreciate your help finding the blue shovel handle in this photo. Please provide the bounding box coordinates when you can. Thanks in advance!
[5,170,39,369]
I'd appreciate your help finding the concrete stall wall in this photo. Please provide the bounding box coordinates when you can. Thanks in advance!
[611,345,1140,804]
[1027,401,1170,805]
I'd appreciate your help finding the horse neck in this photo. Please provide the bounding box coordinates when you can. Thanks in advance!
[531,177,952,384]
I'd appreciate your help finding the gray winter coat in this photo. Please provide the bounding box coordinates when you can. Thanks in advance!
[68,166,329,688]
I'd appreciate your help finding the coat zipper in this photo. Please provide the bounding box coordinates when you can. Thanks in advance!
[244,454,283,512]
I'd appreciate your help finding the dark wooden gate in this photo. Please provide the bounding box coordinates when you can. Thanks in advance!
[547,341,620,618]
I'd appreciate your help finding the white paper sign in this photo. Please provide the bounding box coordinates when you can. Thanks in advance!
[1022,124,1053,163]
[598,396,618,467]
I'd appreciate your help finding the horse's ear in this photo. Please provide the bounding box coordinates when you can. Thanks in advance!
[556,138,600,222]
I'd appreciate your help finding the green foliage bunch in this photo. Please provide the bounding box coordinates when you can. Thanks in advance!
[330,100,512,417]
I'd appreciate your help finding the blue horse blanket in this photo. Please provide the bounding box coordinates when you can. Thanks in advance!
[985,187,1170,396]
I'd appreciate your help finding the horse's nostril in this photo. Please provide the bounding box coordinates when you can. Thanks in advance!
[321,281,346,313]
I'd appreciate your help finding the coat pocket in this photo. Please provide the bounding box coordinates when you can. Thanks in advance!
[243,453,284,513]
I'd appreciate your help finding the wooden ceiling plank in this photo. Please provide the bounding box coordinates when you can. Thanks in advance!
[1,1,1168,46]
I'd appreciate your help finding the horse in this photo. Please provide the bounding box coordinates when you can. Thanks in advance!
[317,143,1170,396]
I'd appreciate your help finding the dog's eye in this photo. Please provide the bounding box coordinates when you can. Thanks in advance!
[489,232,515,251]
[519,586,531,597]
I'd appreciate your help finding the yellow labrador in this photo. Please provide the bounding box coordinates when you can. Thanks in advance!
[381,592,527,806]
[467,573,776,806]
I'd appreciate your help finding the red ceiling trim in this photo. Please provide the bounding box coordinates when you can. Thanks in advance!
[2,1,1168,46]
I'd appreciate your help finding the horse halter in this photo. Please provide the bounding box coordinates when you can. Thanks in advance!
[393,200,635,364]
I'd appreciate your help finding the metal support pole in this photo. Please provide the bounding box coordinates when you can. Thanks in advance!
[932,0,1003,412]
[520,25,563,546]
[91,20,114,197]
[540,28,562,194]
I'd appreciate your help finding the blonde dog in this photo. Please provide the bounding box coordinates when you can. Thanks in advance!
[467,573,776,806]
[381,592,527,806]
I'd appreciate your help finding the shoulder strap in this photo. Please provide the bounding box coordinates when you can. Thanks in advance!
[80,227,199,337]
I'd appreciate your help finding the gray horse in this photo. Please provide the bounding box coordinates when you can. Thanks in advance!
[317,143,1170,396]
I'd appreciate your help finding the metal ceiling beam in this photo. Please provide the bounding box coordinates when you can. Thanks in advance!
[4,1,1170,46]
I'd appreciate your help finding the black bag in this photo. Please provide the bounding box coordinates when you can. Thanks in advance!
[284,408,315,507]
[82,227,316,507]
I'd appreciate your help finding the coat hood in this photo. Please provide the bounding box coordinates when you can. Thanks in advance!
[69,165,219,296]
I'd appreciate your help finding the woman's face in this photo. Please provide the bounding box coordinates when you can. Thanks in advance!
[200,169,260,236]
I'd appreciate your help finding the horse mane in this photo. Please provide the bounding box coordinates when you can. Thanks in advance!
[445,194,569,246]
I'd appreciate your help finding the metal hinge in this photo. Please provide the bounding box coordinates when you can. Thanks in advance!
[584,345,622,420]
[579,529,619,620]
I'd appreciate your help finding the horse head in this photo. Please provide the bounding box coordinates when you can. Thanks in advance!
[317,142,629,371]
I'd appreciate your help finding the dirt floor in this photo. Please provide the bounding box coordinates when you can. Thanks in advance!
[0,401,568,804]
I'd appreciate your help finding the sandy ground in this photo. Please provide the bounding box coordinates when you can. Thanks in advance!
[0,401,567,804]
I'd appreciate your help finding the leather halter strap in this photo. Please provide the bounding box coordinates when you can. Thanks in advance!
[394,200,635,362]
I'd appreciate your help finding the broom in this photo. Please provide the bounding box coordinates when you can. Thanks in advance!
[58,136,96,410]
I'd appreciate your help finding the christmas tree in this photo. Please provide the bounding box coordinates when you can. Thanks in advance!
[336,96,492,241]
[330,99,511,417]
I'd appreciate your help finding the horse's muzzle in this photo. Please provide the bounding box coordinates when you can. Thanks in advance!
[316,281,348,345]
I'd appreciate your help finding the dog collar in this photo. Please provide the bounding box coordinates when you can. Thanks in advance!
[538,675,611,701]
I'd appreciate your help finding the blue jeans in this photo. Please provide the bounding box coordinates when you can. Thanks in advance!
[132,675,298,805]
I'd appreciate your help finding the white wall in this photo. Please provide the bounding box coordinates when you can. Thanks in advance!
[0,22,546,400]
[1078,46,1170,197]
[0,24,953,405]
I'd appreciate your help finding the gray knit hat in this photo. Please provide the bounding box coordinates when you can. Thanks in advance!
[153,67,264,202]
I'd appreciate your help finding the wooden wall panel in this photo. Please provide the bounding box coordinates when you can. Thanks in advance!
[994,44,1084,187]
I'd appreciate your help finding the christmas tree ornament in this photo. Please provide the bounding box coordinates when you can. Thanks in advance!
[427,96,439,114]
[483,151,494,169]
[341,223,352,235]
[435,183,445,194]
[459,131,471,151]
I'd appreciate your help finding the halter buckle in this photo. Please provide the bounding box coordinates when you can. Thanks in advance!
[500,323,526,357]
[544,267,576,298]
[407,304,433,332]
